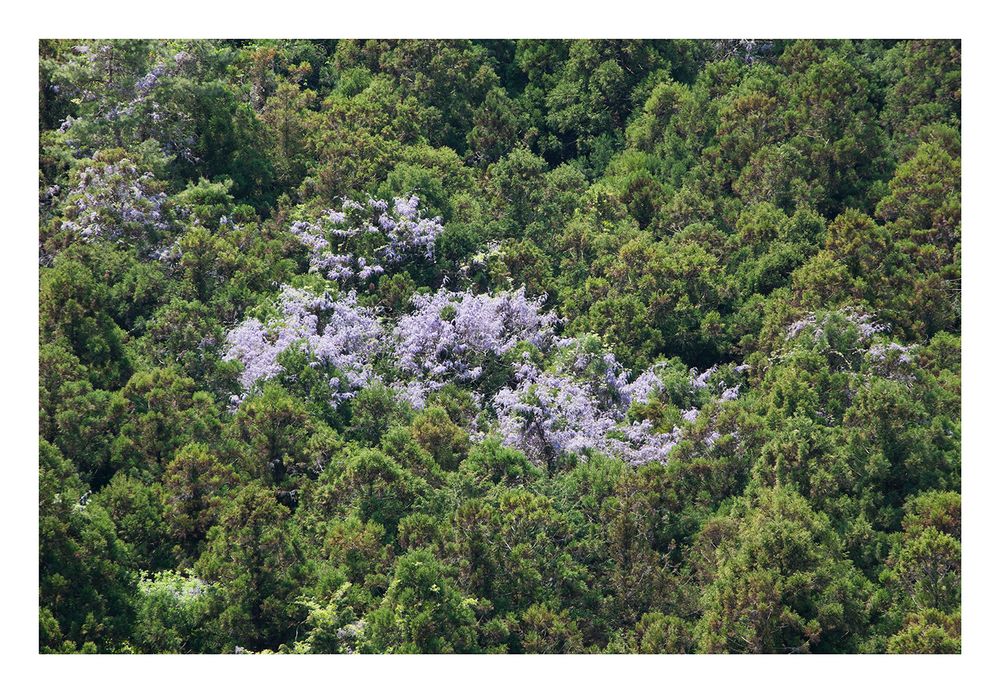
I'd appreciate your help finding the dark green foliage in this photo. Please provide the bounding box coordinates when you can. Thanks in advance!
[194,482,307,649]
[696,486,873,653]
[40,258,130,390]
[39,441,135,652]
[362,549,478,653]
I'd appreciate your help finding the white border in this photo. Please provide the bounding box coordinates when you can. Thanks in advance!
[3,1,997,689]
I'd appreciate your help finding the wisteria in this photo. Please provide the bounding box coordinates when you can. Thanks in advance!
[625,360,744,408]
[492,341,743,467]
[493,363,616,464]
[690,365,718,390]
[220,281,720,467]
[604,420,683,466]
[393,288,558,404]
[493,360,687,468]
[867,341,913,364]
[549,336,632,414]
[211,277,751,470]
[59,159,169,244]
[866,341,916,382]
[623,363,670,406]
[135,64,167,95]
[720,385,740,401]
[290,195,444,283]
[787,307,886,341]
[150,240,182,264]
[224,286,384,405]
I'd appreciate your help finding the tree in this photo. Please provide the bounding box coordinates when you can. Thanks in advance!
[697,486,872,653]
[883,528,961,614]
[411,406,469,471]
[230,383,338,485]
[195,482,306,649]
[162,443,238,554]
[886,609,960,654]
[91,472,172,571]
[40,258,130,389]
[112,367,222,480]
[39,441,134,652]
[318,448,427,540]
[131,571,220,653]
[363,549,478,653]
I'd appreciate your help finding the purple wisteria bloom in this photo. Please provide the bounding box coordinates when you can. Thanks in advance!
[787,307,886,342]
[550,336,632,414]
[493,359,686,468]
[394,287,558,396]
[866,341,917,381]
[59,159,169,244]
[224,286,384,406]
[493,364,616,464]
[604,420,682,467]
[623,364,669,406]
[289,194,444,282]
[690,365,718,390]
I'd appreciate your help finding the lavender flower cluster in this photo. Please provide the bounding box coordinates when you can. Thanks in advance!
[224,286,384,405]
[493,341,743,467]
[549,336,631,414]
[392,288,558,406]
[786,307,885,341]
[493,362,618,463]
[604,420,684,466]
[59,159,169,243]
[224,281,744,467]
[866,341,916,382]
[290,195,444,283]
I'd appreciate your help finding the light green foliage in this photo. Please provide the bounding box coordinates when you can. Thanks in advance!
[132,571,218,653]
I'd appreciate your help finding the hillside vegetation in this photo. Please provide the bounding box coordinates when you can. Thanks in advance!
[39,39,961,654]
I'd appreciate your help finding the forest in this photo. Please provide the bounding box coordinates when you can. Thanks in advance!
[38,39,961,654]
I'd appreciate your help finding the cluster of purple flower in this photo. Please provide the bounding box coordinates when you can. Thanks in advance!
[289,195,444,283]
[494,362,617,463]
[150,241,183,264]
[493,341,743,467]
[865,341,916,382]
[605,420,684,466]
[393,288,558,407]
[549,336,632,414]
[224,279,745,467]
[622,363,670,406]
[59,159,169,243]
[134,64,167,95]
[787,306,885,341]
[224,286,384,405]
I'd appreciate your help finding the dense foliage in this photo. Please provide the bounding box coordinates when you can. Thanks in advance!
[39,38,961,654]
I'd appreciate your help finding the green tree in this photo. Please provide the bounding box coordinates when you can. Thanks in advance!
[195,482,307,649]
[697,486,872,653]
[39,441,135,652]
[363,549,478,653]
